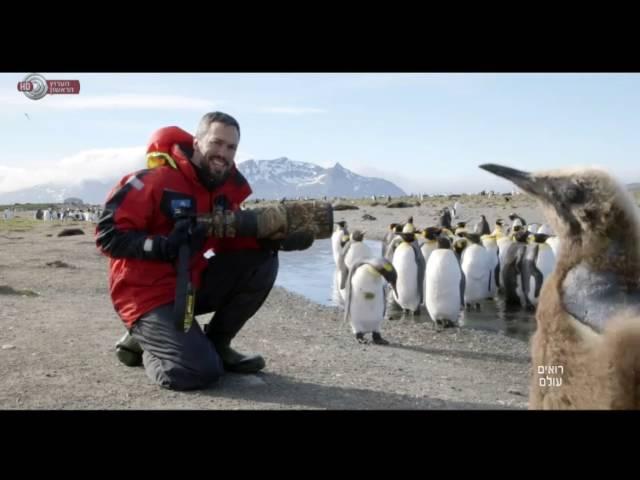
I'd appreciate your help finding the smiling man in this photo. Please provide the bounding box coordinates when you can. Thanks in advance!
[95,112,287,390]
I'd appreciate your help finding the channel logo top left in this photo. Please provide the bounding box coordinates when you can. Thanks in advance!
[17,73,80,100]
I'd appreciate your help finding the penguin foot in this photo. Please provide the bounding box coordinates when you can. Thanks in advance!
[475,303,481,311]
[372,332,389,345]
[434,318,455,330]
[433,319,446,331]
[355,332,369,344]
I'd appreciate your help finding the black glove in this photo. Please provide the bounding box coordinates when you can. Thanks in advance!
[157,218,208,261]
[257,230,314,252]
[279,230,315,251]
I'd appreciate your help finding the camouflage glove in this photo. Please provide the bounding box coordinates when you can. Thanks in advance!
[198,201,333,243]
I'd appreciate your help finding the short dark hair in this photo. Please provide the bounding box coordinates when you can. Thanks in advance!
[195,111,240,139]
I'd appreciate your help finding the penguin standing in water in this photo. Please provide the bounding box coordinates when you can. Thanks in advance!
[337,230,372,302]
[480,163,640,409]
[344,257,398,344]
[425,237,464,327]
[391,231,425,314]
[332,221,349,265]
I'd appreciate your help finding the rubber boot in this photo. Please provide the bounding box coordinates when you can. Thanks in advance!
[115,331,143,367]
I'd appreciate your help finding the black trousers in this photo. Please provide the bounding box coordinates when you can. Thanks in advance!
[130,248,279,391]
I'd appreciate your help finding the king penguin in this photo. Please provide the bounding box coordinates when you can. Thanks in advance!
[500,230,531,309]
[420,226,442,266]
[344,257,398,344]
[480,163,640,409]
[481,234,500,298]
[425,236,464,327]
[391,232,425,314]
[459,233,491,310]
[338,230,372,282]
[332,221,349,265]
[337,230,372,302]
[522,233,556,307]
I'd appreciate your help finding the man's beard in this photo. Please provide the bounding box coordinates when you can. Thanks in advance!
[193,159,231,191]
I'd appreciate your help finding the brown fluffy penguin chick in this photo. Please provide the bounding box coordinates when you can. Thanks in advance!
[480,163,640,409]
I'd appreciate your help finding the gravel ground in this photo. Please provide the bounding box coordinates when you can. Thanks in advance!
[0,202,536,410]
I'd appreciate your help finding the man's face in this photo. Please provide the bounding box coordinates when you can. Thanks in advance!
[193,122,239,184]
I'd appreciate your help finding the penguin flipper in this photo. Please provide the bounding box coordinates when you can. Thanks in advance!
[487,267,493,295]
[340,264,349,291]
[382,283,388,319]
[517,245,534,308]
[460,267,466,308]
[338,242,351,290]
[384,238,400,262]
[562,262,640,333]
[532,264,544,300]
[343,262,363,324]
[412,241,426,305]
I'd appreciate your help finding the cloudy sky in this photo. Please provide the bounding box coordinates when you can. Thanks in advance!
[2,72,640,195]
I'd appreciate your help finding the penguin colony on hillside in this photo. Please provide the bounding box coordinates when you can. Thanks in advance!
[332,203,561,343]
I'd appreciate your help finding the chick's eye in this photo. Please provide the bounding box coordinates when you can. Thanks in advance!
[565,184,585,204]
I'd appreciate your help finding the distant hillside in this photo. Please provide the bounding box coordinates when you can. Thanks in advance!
[0,158,407,204]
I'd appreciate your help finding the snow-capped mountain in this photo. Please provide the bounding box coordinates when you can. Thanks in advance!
[0,158,406,205]
[237,158,406,199]
[0,180,114,206]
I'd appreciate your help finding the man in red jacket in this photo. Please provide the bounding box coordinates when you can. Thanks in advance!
[96,112,283,390]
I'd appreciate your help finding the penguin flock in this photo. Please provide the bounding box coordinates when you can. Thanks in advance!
[328,163,640,409]
[480,163,640,410]
[331,205,562,342]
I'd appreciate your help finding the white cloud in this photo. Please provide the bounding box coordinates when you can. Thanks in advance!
[0,93,219,110]
[0,146,259,194]
[258,107,327,115]
[0,147,145,194]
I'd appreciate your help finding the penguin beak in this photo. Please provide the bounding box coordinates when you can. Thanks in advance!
[479,164,543,198]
